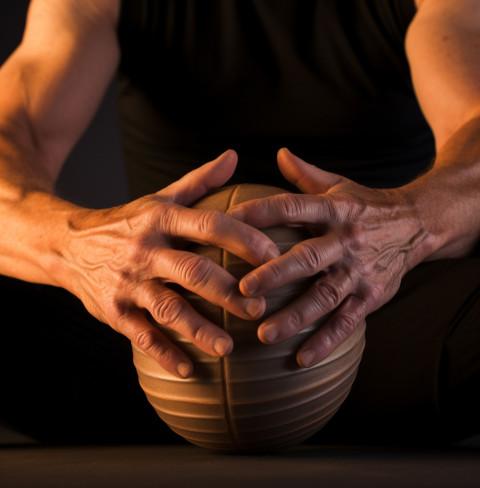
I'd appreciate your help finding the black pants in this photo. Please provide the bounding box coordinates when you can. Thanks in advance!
[1,257,479,445]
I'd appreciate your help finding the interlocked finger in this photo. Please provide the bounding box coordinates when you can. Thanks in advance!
[115,308,193,379]
[240,234,343,297]
[296,294,368,368]
[164,205,279,266]
[228,193,335,228]
[133,281,234,359]
[257,268,354,344]
[153,249,266,320]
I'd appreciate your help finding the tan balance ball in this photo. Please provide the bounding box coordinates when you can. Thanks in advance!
[132,184,365,452]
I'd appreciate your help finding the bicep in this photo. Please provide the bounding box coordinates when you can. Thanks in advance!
[0,0,120,178]
[406,0,480,150]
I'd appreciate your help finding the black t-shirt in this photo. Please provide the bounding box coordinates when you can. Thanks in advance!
[116,0,435,199]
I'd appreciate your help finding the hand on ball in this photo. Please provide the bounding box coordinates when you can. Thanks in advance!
[60,151,279,379]
[228,148,428,367]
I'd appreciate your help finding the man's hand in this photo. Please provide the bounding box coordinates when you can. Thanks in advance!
[228,148,428,368]
[59,151,279,379]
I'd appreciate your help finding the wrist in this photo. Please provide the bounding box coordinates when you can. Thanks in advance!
[0,189,83,288]
[395,185,439,264]
[404,117,480,261]
[399,169,480,262]
[383,186,436,270]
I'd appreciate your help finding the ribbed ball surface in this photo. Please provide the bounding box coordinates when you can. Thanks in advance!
[132,184,365,452]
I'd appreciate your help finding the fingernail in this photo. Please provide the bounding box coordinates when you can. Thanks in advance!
[245,298,263,318]
[299,350,315,368]
[177,362,193,378]
[264,245,280,263]
[228,208,245,222]
[260,323,278,343]
[242,274,259,295]
[213,336,231,356]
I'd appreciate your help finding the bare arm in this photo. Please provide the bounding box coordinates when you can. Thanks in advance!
[403,0,480,259]
[0,0,279,378]
[228,0,480,366]
[0,0,121,283]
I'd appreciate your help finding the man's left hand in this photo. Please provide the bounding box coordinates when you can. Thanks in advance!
[228,148,429,368]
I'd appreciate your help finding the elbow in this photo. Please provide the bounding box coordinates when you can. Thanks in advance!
[433,108,480,153]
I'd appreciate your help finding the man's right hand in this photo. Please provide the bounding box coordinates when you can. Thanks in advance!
[0,3,278,379]
[59,151,279,378]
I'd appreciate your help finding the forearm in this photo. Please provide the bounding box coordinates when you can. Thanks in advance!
[401,116,480,261]
[0,0,123,287]
[0,129,81,287]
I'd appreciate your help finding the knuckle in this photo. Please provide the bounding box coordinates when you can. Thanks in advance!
[192,323,212,345]
[351,227,367,248]
[265,262,286,283]
[286,311,305,334]
[321,330,337,352]
[334,313,358,337]
[342,223,366,251]
[151,344,174,366]
[311,281,342,310]
[330,193,362,222]
[104,298,130,326]
[178,255,212,288]
[322,194,341,222]
[152,294,184,325]
[134,328,157,352]
[368,283,385,304]
[242,231,264,255]
[294,241,322,273]
[124,238,150,269]
[157,203,178,233]
[197,210,224,238]
[277,194,304,220]
[134,330,176,367]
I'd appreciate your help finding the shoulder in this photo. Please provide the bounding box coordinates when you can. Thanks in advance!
[411,0,480,17]
[25,0,121,31]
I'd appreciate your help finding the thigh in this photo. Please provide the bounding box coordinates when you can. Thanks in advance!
[0,276,182,444]
[315,258,480,445]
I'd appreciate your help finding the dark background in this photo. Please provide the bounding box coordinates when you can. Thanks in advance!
[2,0,480,451]
[0,0,129,208]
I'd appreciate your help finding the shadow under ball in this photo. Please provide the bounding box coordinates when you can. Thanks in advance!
[132,184,366,452]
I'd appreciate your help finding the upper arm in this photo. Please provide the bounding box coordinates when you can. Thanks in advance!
[406,0,480,150]
[0,0,120,179]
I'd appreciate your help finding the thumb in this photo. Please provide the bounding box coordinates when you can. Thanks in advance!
[161,150,238,206]
[277,148,343,194]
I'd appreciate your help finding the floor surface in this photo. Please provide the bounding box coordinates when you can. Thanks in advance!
[1,443,480,488]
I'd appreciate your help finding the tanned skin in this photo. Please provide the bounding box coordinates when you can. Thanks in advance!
[0,0,479,375]
[230,0,480,367]
[0,0,279,379]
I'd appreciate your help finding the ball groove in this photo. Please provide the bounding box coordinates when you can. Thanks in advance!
[132,184,365,452]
